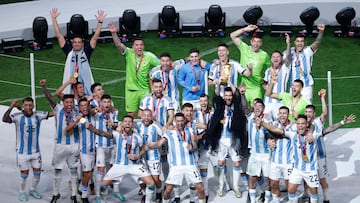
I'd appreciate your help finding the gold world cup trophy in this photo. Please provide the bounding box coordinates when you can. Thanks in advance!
[220,64,232,86]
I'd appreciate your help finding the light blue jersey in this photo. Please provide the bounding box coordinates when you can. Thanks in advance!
[263,64,290,104]
[113,131,143,165]
[54,104,79,145]
[313,117,326,159]
[78,115,96,154]
[94,111,118,148]
[271,121,293,164]
[139,94,174,127]
[289,46,314,88]
[136,122,163,161]
[247,114,270,154]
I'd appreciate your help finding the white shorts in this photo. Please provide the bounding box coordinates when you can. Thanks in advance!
[104,163,150,181]
[52,144,80,169]
[198,149,210,169]
[269,162,293,181]
[146,160,161,176]
[317,158,329,179]
[264,102,283,121]
[80,153,95,172]
[17,152,42,170]
[289,168,319,188]
[166,165,202,186]
[301,86,313,103]
[96,147,114,167]
[218,142,241,162]
[246,153,271,177]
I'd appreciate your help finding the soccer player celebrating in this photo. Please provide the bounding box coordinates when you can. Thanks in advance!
[2,97,52,202]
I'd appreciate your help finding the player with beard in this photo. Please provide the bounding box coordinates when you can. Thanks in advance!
[266,78,310,121]
[263,33,291,121]
[108,22,159,118]
[88,115,156,203]
[2,97,53,202]
[267,106,293,203]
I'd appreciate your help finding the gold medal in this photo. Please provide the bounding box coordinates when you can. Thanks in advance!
[162,90,167,96]
[302,156,309,162]
[80,117,86,124]
[183,142,188,148]
[220,119,225,124]
[67,130,73,136]
[73,72,79,78]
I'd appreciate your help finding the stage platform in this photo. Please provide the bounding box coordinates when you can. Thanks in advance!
[0,0,359,40]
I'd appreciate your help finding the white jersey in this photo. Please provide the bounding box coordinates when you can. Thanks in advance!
[263,64,290,104]
[209,59,246,97]
[53,104,79,145]
[94,111,118,148]
[136,122,163,161]
[112,131,143,165]
[149,59,184,104]
[289,46,314,88]
[77,115,96,154]
[313,117,326,159]
[285,127,322,172]
[247,113,270,154]
[271,121,293,164]
[219,105,234,146]
[163,128,196,167]
[10,111,48,155]
[139,94,174,127]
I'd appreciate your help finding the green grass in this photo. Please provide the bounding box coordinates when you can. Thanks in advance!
[1,27,359,127]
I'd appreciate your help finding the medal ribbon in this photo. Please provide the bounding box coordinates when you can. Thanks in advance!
[152,96,162,119]
[190,64,202,85]
[123,133,133,154]
[298,134,307,157]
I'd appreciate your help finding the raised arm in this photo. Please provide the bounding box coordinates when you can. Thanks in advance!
[284,33,291,66]
[2,100,19,123]
[56,76,77,100]
[323,114,356,136]
[108,22,126,53]
[230,24,258,46]
[260,118,285,135]
[64,112,83,132]
[90,9,106,48]
[242,63,253,77]
[50,8,66,48]
[265,76,279,99]
[310,24,325,51]
[40,79,57,108]
[319,89,327,122]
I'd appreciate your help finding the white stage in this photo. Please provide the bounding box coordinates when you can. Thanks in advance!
[0,0,360,40]
[1,104,360,202]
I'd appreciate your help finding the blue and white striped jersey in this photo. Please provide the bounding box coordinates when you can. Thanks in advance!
[263,64,290,104]
[247,113,270,154]
[53,104,79,145]
[313,117,326,159]
[10,111,48,155]
[163,128,196,167]
[112,131,143,165]
[136,122,163,161]
[271,121,293,164]
[289,46,314,88]
[77,115,96,154]
[285,127,322,172]
[94,111,118,148]
[139,94,174,127]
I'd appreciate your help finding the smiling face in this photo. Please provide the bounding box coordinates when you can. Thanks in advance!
[305,107,315,122]
[22,100,34,117]
[199,96,209,111]
[278,108,289,125]
[271,51,282,68]
[141,109,153,126]
[253,102,264,117]
[294,36,306,52]
[182,106,193,122]
[250,37,263,52]
[175,115,186,130]
[122,116,133,134]
[291,81,303,97]
[217,45,229,63]
[132,39,144,57]
[296,117,308,135]
[78,100,89,116]
[160,56,172,70]
[63,98,75,113]
[101,98,112,112]
[72,37,84,52]
[152,81,163,98]
[224,90,233,106]
[189,52,200,65]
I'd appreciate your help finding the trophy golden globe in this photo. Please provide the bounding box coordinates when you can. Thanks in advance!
[220,64,232,86]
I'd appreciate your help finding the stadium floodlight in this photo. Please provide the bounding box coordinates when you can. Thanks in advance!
[66,14,89,40]
[158,5,180,38]
[300,6,320,37]
[119,9,141,41]
[335,7,356,37]
[31,16,52,50]
[204,4,226,37]
[243,6,263,25]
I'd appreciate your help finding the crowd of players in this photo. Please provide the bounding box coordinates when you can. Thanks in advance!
[2,8,357,203]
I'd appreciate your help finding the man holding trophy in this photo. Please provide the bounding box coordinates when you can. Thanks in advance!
[209,43,253,97]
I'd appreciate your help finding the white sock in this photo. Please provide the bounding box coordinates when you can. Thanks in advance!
[20,173,28,193]
[310,193,319,203]
[201,176,208,196]
[233,166,241,191]
[81,184,89,198]
[241,175,249,189]
[323,188,329,201]
[272,193,281,203]
[145,185,155,203]
[174,185,180,198]
[249,189,256,203]
[218,166,225,189]
[53,169,62,195]
[70,168,78,196]
[264,190,271,203]
[288,193,298,203]
[30,171,41,191]
[190,185,197,201]
[95,171,105,196]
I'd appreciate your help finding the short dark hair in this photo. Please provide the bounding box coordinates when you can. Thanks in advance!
[200,94,208,98]
[297,114,308,121]
[217,43,229,49]
[272,50,283,57]
[279,106,290,113]
[71,81,83,90]
[175,112,185,118]
[293,79,304,88]
[133,37,143,42]
[182,103,193,109]
[160,52,171,59]
[254,98,265,107]
[295,33,306,39]
[189,48,200,55]
[306,104,316,111]
[91,82,102,93]
[152,78,162,84]
[78,97,88,104]
[101,94,111,100]
[22,97,34,103]
[252,31,263,39]
[63,94,75,100]
[123,115,134,121]
[224,87,232,93]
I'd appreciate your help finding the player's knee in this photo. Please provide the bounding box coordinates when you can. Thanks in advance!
[200,171,208,178]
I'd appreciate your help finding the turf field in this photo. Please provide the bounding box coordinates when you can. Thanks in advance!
[0,27,359,127]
